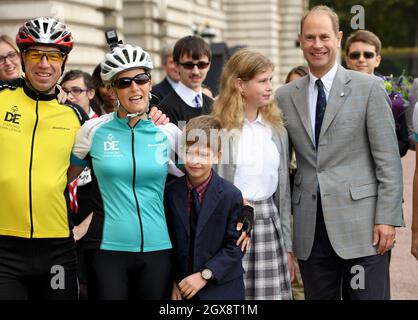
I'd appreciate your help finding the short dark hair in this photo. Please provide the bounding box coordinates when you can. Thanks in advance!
[61,69,95,89]
[92,64,104,87]
[345,30,382,56]
[60,69,103,116]
[173,35,212,63]
[183,115,221,153]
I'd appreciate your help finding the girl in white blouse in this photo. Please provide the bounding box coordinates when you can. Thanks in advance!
[212,49,293,300]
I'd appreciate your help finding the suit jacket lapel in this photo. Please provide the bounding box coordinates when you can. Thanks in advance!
[291,77,315,146]
[320,66,352,139]
[196,172,222,237]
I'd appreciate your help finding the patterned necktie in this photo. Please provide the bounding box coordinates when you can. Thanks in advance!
[315,79,327,149]
[194,94,202,108]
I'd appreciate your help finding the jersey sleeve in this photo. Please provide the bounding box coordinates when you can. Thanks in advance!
[159,122,184,177]
[71,117,100,167]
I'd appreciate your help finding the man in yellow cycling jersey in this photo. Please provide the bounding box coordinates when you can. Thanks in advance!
[0,17,86,300]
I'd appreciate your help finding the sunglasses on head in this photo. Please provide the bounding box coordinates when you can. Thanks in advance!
[23,49,66,63]
[178,61,210,70]
[62,87,89,96]
[348,51,375,60]
[113,73,151,89]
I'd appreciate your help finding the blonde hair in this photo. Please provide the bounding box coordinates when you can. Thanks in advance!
[212,48,284,131]
[0,35,19,53]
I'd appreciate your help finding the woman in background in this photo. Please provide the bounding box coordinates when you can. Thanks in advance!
[0,35,21,80]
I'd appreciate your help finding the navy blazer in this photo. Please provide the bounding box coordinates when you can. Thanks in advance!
[150,77,174,106]
[164,170,245,300]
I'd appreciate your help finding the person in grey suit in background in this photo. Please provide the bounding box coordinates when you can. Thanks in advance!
[275,5,404,299]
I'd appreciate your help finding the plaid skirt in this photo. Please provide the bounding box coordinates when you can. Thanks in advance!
[244,196,292,300]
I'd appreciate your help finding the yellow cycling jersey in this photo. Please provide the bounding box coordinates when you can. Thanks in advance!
[0,79,86,238]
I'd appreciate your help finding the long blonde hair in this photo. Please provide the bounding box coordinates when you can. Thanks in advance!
[212,48,284,131]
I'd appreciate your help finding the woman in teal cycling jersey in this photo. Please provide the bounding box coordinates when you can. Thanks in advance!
[69,42,182,300]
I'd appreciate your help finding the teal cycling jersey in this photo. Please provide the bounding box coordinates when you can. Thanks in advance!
[71,112,182,252]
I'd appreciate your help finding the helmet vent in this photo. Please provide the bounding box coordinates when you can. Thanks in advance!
[105,60,118,68]
[18,32,28,40]
[43,22,49,34]
[50,32,60,40]
[132,50,137,61]
[140,52,146,61]
[122,49,130,62]
[28,29,39,39]
[114,55,124,64]
[33,20,40,29]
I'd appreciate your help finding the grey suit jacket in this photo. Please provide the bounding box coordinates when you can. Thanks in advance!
[275,65,404,260]
[215,126,292,253]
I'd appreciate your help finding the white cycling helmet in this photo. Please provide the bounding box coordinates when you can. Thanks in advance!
[101,44,153,85]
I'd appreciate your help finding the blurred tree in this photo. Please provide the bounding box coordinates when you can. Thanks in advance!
[309,0,418,76]
[309,0,418,48]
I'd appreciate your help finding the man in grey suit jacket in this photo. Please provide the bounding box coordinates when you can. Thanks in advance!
[275,5,404,299]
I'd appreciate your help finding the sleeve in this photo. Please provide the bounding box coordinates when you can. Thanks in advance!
[159,122,185,177]
[204,188,245,285]
[395,113,409,157]
[70,118,96,167]
[277,128,293,253]
[367,79,404,226]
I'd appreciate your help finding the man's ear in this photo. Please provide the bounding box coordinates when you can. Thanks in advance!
[337,31,343,48]
[375,54,382,68]
[87,88,95,100]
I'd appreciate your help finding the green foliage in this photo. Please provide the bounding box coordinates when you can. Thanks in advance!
[309,0,418,48]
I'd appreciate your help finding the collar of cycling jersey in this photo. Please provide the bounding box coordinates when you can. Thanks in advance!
[22,78,60,101]
[114,111,154,127]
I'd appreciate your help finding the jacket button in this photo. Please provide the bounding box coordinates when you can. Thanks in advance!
[312,194,316,200]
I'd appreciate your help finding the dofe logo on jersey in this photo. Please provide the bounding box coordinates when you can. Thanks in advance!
[104,134,120,151]
[4,106,21,124]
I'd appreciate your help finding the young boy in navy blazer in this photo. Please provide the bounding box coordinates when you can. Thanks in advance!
[165,115,245,300]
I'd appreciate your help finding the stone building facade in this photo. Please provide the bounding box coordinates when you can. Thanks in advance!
[0,0,307,85]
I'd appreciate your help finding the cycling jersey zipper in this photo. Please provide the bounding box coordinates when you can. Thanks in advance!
[130,124,144,252]
[28,98,40,238]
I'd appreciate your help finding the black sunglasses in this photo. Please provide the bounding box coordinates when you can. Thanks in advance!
[348,51,375,60]
[178,61,210,70]
[113,73,151,89]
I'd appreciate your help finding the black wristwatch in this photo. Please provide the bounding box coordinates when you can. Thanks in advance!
[201,268,213,281]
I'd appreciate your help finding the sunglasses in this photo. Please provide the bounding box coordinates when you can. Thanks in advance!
[23,49,66,63]
[113,73,151,89]
[178,61,210,70]
[348,51,375,60]
[62,87,89,96]
[0,51,19,65]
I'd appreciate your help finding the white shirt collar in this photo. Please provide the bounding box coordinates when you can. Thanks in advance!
[308,62,338,94]
[174,81,202,108]
[165,76,178,90]
[244,113,265,126]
